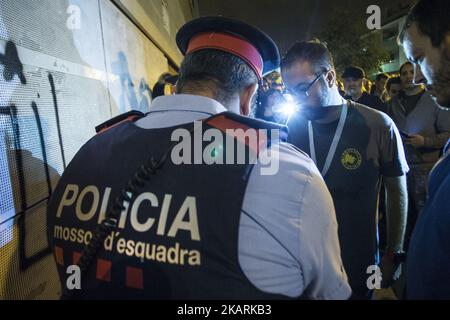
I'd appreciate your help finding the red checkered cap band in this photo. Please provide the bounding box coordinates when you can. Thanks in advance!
[186,32,264,80]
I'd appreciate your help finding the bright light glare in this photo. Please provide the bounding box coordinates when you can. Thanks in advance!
[273,94,298,116]
[273,102,298,116]
[284,93,294,103]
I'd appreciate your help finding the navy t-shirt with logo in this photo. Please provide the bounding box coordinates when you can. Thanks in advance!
[287,101,409,291]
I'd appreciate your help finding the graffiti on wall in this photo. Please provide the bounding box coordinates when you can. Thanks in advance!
[0,0,170,299]
[0,40,66,270]
[111,52,153,114]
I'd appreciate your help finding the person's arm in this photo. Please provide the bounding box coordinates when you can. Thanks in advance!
[239,144,351,299]
[378,115,410,287]
[383,175,408,252]
[423,108,450,149]
[299,163,352,300]
[380,175,408,287]
[408,102,450,149]
[422,131,450,149]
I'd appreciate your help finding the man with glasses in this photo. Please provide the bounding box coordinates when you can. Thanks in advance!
[281,39,409,299]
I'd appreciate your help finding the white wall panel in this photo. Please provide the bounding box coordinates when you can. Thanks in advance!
[0,0,170,299]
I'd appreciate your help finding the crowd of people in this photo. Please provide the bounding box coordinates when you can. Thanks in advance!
[253,22,449,297]
[47,0,450,300]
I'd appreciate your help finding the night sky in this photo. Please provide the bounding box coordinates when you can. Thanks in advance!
[197,0,415,54]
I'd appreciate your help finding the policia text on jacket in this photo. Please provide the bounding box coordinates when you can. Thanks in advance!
[54,184,201,266]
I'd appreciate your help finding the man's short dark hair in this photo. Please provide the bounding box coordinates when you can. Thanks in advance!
[398,0,450,47]
[177,49,258,106]
[376,73,389,82]
[386,76,401,91]
[281,39,335,74]
[399,61,413,75]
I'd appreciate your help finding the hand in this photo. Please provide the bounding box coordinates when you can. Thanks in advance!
[380,255,400,288]
[405,134,425,148]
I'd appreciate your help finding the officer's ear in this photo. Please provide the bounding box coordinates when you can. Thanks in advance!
[239,83,258,116]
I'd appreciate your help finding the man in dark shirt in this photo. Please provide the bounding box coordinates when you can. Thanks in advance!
[373,73,390,103]
[386,76,402,100]
[398,0,450,299]
[281,40,409,299]
[342,66,386,113]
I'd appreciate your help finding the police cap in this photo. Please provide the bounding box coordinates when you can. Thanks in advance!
[176,16,280,80]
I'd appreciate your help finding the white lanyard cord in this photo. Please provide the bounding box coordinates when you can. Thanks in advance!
[308,100,348,177]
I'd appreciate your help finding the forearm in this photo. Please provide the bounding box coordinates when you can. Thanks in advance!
[424,131,450,149]
[384,175,408,252]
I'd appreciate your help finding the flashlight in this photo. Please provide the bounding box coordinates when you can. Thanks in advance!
[272,94,299,124]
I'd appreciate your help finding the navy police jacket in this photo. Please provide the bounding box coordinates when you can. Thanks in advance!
[47,110,289,299]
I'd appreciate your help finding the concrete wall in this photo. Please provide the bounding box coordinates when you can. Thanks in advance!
[115,0,197,67]
[0,0,191,299]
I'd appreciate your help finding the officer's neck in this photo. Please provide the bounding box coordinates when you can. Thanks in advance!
[179,88,239,113]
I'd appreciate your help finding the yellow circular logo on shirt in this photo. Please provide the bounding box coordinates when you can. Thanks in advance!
[341,148,362,170]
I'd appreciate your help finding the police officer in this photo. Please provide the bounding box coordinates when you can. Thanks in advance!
[47,17,351,299]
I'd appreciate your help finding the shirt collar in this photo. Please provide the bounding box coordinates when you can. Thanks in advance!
[150,94,228,115]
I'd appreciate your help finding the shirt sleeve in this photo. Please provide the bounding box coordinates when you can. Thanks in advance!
[445,139,450,154]
[239,144,351,299]
[378,116,409,177]
[298,162,352,300]
[424,108,450,149]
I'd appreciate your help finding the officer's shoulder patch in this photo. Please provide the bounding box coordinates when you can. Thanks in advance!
[205,112,288,140]
[205,112,288,154]
[95,110,145,134]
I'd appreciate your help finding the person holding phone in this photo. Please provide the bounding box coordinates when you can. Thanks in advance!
[398,0,450,299]
[386,61,450,250]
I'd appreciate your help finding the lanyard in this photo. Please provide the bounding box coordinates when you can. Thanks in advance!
[308,100,348,177]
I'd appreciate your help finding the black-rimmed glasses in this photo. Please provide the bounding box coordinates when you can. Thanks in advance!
[286,70,328,98]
